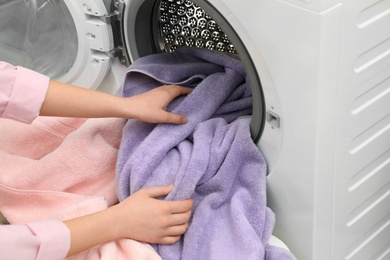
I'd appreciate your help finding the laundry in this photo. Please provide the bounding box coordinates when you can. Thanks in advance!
[0,116,161,260]
[116,47,296,260]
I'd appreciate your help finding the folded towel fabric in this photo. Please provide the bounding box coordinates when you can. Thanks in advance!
[0,116,161,260]
[116,47,295,260]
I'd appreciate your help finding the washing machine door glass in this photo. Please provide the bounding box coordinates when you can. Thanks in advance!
[0,0,78,79]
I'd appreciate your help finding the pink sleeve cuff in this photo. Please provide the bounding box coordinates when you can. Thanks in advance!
[2,65,49,124]
[27,219,71,260]
[0,219,70,260]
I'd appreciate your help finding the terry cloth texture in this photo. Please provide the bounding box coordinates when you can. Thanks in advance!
[0,116,161,260]
[116,47,296,260]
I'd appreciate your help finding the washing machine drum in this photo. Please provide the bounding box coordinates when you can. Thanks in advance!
[126,0,265,141]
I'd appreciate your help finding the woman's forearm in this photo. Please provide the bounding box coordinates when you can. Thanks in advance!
[39,80,192,124]
[39,80,125,119]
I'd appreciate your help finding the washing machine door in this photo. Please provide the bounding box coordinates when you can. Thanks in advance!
[0,0,125,89]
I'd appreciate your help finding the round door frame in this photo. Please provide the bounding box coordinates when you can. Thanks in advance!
[58,0,114,89]
[122,0,265,142]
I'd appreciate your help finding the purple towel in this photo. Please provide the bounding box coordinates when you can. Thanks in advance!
[116,47,295,260]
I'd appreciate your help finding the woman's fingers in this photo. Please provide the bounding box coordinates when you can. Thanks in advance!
[163,84,193,97]
[159,235,182,245]
[157,85,192,124]
[143,185,194,214]
[169,210,192,226]
[165,199,194,214]
[142,184,174,198]
[165,223,190,237]
[157,222,190,244]
[130,184,194,244]
[159,110,188,124]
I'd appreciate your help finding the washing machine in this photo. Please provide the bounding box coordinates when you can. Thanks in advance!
[1,0,390,259]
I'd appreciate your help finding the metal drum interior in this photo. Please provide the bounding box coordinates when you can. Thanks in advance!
[154,0,237,54]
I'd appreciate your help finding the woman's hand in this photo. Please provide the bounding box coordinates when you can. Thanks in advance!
[111,184,194,244]
[123,85,192,124]
[64,184,193,257]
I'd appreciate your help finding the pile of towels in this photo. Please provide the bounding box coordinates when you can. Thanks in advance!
[116,47,295,260]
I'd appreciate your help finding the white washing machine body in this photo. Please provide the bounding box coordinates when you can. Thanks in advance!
[1,0,389,259]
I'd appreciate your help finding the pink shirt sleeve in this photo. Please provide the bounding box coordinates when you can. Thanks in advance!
[0,219,70,260]
[0,61,49,124]
[0,63,70,258]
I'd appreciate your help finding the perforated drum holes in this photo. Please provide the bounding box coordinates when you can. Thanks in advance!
[157,0,236,54]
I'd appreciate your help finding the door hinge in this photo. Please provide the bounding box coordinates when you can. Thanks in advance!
[99,0,130,66]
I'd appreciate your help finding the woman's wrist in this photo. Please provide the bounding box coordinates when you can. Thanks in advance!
[111,96,136,119]
[64,207,123,257]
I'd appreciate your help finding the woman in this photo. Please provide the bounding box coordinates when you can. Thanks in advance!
[0,61,194,259]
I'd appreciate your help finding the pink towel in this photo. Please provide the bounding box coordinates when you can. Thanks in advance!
[0,116,161,260]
